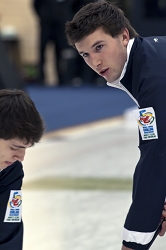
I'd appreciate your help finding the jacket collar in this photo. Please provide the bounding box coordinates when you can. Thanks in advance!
[107,38,135,88]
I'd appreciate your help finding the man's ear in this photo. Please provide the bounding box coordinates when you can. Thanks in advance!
[122,28,130,46]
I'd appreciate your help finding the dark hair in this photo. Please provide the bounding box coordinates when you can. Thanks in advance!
[0,89,45,144]
[66,0,138,47]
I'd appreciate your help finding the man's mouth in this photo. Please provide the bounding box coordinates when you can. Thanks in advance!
[100,68,109,76]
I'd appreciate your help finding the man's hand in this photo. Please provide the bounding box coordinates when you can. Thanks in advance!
[159,204,166,236]
[121,246,133,250]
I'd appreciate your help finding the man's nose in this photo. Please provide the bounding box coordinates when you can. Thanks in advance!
[13,150,25,162]
[89,54,102,69]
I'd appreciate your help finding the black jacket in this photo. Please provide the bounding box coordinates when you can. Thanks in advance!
[120,36,166,249]
[0,162,24,250]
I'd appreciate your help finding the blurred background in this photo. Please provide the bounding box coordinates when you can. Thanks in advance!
[0,0,166,249]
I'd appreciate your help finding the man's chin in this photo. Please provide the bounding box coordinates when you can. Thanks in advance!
[4,162,14,168]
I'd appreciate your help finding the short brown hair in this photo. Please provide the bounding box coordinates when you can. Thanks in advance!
[0,89,45,144]
[66,0,138,47]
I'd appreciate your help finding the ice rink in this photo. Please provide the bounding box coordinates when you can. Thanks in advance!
[22,114,166,250]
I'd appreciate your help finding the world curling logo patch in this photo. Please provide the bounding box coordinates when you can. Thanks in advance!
[133,107,158,140]
[4,190,22,222]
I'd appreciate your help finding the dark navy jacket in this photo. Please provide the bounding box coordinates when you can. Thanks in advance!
[120,36,166,249]
[0,161,24,250]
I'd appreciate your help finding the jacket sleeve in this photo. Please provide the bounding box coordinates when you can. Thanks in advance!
[123,76,166,249]
[0,162,24,250]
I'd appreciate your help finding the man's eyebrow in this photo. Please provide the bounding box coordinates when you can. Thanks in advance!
[91,40,104,48]
[79,40,104,55]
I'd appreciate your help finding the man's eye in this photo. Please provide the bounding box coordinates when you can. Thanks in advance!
[82,53,88,58]
[11,147,18,151]
[96,45,103,51]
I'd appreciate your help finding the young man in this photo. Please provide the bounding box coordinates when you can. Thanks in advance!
[65,1,166,249]
[0,89,45,249]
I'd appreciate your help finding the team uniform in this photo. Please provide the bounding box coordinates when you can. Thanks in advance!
[0,161,23,250]
[107,36,166,249]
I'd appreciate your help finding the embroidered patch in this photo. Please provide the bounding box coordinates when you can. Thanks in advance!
[133,107,158,140]
[4,190,22,222]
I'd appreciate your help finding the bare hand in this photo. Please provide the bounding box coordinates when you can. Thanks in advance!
[159,204,166,236]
